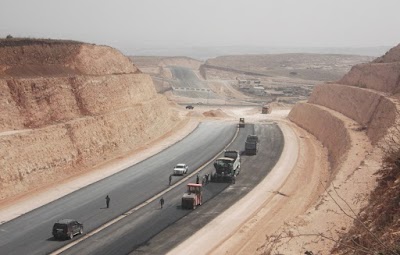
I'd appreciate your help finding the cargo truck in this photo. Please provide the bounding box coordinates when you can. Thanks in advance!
[245,135,259,155]
[239,118,245,128]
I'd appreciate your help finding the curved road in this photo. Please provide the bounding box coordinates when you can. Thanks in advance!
[0,121,284,255]
[63,122,284,254]
[0,122,237,255]
[170,66,218,100]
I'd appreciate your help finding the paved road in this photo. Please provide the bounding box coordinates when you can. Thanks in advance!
[170,66,218,100]
[0,122,237,255]
[61,122,283,255]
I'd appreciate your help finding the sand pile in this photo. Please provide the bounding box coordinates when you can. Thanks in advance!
[203,109,230,118]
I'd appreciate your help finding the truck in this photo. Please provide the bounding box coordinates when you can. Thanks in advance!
[262,105,272,114]
[245,135,259,155]
[181,183,202,209]
[239,118,245,128]
[211,150,241,183]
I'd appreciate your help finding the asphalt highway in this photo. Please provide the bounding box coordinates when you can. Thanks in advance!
[170,66,218,100]
[62,122,284,255]
[0,122,237,255]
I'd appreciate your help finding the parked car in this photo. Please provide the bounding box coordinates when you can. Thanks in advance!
[173,163,189,175]
[186,105,194,109]
[52,219,83,240]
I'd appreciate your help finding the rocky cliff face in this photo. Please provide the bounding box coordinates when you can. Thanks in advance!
[287,44,400,253]
[289,44,400,170]
[0,39,179,200]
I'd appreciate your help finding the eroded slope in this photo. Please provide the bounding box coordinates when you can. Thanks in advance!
[0,39,179,200]
[280,43,400,253]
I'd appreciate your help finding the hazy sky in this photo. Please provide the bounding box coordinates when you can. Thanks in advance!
[1,0,399,54]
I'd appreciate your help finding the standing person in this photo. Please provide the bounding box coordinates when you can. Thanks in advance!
[169,174,172,186]
[160,197,164,209]
[196,174,200,184]
[105,195,110,208]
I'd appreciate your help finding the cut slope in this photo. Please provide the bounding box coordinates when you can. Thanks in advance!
[272,44,400,253]
[0,39,178,201]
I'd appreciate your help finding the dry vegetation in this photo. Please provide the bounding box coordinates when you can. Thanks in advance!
[332,123,400,255]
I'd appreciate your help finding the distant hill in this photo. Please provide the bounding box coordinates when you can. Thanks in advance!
[127,45,392,60]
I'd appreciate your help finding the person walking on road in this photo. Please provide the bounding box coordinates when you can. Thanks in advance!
[160,197,165,209]
[105,195,110,208]
[202,175,206,186]
[169,174,172,186]
[196,174,200,184]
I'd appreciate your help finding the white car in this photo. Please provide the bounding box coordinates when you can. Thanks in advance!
[173,163,188,175]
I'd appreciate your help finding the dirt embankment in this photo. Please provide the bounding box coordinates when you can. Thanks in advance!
[290,44,400,173]
[0,39,179,201]
[280,44,400,253]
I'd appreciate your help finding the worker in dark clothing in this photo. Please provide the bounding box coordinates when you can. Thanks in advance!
[169,174,172,186]
[160,197,165,209]
[105,195,110,208]
[196,174,200,184]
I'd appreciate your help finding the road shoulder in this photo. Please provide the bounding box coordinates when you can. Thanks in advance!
[168,120,304,255]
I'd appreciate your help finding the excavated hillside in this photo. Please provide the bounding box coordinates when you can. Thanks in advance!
[286,44,400,254]
[0,39,179,201]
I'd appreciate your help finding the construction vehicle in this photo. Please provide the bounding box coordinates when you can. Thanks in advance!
[239,118,245,128]
[211,150,241,183]
[181,183,202,209]
[245,135,259,155]
[262,105,272,114]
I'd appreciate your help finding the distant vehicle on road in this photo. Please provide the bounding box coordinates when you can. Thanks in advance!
[186,105,194,109]
[181,183,202,209]
[173,163,189,175]
[239,118,245,128]
[245,135,259,155]
[52,219,83,240]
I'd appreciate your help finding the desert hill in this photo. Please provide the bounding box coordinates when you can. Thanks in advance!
[202,53,374,81]
[278,44,400,254]
[0,39,179,201]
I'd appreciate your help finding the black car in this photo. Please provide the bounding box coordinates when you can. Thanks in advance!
[52,219,83,240]
[186,105,194,109]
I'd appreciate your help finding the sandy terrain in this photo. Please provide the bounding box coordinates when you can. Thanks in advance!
[2,40,399,255]
[0,103,390,255]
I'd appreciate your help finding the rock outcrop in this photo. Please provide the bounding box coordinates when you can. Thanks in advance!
[289,44,400,169]
[287,44,400,253]
[0,39,179,200]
